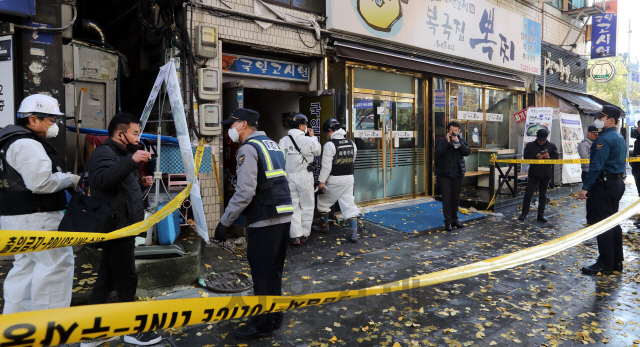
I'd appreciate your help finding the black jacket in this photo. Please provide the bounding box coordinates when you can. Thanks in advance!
[631,136,640,175]
[86,138,144,232]
[435,136,471,178]
[523,140,559,179]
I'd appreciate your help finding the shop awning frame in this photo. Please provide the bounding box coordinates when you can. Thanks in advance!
[334,41,526,89]
[545,88,603,113]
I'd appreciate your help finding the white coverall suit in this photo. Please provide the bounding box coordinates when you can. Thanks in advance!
[316,129,359,219]
[279,129,322,238]
[1,138,75,314]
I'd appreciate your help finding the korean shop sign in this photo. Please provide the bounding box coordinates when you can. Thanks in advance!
[591,13,617,59]
[327,0,542,75]
[589,60,616,83]
[221,54,310,82]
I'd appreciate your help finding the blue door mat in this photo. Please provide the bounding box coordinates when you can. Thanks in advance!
[361,202,484,233]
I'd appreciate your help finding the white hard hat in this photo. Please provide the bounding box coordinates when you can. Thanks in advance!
[17,94,65,118]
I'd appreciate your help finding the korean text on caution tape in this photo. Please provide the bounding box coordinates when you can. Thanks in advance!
[2,197,639,347]
[0,139,206,257]
[493,157,640,164]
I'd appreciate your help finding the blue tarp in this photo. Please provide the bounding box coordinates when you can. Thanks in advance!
[66,126,180,146]
[362,202,483,233]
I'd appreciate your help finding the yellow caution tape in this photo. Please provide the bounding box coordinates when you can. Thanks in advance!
[1,197,638,346]
[494,157,640,164]
[0,139,206,257]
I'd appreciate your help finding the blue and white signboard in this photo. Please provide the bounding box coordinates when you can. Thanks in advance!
[222,54,310,82]
[327,0,542,75]
[632,70,640,84]
[591,13,617,59]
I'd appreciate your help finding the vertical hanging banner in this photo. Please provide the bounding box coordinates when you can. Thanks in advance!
[165,61,209,243]
[591,13,617,59]
[559,113,583,184]
[0,35,14,128]
[140,63,172,131]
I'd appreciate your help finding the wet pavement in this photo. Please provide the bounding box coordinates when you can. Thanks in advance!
[2,177,640,347]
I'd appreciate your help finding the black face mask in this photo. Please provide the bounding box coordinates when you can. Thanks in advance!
[119,133,139,153]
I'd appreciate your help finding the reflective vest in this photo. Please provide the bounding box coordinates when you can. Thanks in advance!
[330,138,355,176]
[0,132,67,216]
[241,135,293,224]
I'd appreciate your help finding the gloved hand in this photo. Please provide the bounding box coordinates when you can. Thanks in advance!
[68,173,81,187]
[214,222,229,242]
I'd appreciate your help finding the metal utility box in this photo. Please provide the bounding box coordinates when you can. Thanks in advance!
[63,41,118,80]
[63,41,118,166]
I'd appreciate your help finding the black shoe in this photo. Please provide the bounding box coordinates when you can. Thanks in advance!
[614,262,623,272]
[452,221,464,229]
[518,213,527,221]
[537,215,547,223]
[444,223,453,231]
[235,325,273,339]
[581,261,613,275]
[123,332,162,345]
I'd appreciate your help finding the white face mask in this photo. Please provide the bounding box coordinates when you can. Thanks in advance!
[594,118,606,129]
[229,123,244,143]
[46,123,59,138]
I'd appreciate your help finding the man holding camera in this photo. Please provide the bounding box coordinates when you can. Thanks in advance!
[519,128,558,223]
[279,114,322,245]
[435,121,471,231]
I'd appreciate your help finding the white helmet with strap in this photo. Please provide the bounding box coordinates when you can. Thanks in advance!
[17,94,65,118]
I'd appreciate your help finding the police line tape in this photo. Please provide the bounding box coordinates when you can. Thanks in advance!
[0,139,206,257]
[2,198,639,347]
[494,157,640,164]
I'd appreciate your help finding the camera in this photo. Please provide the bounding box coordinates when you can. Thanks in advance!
[307,161,318,172]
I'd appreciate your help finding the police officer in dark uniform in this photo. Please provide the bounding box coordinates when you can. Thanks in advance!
[214,108,293,338]
[578,105,627,275]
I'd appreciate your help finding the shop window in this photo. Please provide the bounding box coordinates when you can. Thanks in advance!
[457,86,482,113]
[433,78,446,142]
[548,0,562,9]
[263,0,325,14]
[485,89,515,148]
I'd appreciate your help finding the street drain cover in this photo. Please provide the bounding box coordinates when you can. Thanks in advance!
[199,272,253,293]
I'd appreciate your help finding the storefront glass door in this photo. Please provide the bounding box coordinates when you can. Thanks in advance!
[352,92,421,203]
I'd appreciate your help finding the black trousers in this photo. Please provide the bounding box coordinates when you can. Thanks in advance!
[633,172,640,196]
[586,178,625,267]
[522,177,551,216]
[89,237,138,304]
[439,176,463,224]
[247,222,290,331]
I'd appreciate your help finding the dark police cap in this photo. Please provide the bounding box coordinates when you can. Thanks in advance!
[589,105,623,121]
[221,108,260,125]
[587,125,600,134]
[536,128,549,140]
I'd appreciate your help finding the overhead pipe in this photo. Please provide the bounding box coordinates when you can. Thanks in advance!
[82,20,107,44]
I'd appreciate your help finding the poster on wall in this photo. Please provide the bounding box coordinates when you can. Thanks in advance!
[327,0,542,74]
[523,107,554,147]
[559,113,583,184]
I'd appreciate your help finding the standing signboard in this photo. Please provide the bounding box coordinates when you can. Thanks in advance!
[140,61,209,243]
[522,108,554,172]
[327,0,542,75]
[559,113,583,184]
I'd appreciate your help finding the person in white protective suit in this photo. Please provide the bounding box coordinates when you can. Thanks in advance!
[312,118,360,242]
[279,114,322,245]
[0,94,80,314]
